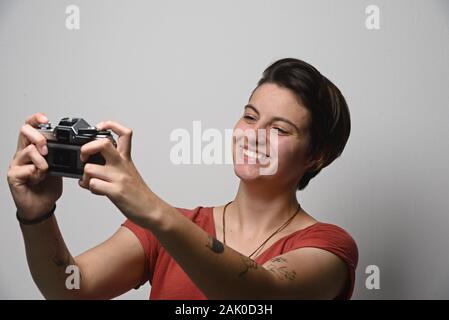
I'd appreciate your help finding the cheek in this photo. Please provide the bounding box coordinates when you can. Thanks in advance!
[233,119,252,133]
[232,121,243,160]
[275,139,307,172]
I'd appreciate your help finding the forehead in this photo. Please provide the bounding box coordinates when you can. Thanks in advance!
[249,83,310,127]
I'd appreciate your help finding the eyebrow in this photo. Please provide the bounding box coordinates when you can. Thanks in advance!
[244,104,302,134]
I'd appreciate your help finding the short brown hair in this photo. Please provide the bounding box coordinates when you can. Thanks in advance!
[256,58,351,190]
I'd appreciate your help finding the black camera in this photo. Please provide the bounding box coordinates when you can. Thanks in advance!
[38,117,117,179]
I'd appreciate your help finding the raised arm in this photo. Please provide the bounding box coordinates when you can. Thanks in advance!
[8,113,146,299]
[75,119,350,299]
[141,204,348,299]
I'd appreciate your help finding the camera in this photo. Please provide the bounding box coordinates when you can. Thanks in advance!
[38,117,117,179]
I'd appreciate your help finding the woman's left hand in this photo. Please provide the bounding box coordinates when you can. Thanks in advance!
[79,120,155,226]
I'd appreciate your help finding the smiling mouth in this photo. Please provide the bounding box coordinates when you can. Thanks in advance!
[240,145,270,161]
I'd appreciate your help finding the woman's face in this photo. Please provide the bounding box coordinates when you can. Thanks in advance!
[232,83,315,188]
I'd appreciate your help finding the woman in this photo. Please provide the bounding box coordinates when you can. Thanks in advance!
[7,58,358,300]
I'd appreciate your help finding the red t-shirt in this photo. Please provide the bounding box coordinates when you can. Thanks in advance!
[121,206,358,300]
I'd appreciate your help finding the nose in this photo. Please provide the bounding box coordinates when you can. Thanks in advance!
[248,123,270,154]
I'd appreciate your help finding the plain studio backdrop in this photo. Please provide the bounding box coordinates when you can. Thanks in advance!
[0,0,448,299]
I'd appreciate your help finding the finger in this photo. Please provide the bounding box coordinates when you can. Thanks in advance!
[80,138,119,163]
[83,163,112,182]
[13,144,49,172]
[25,112,48,126]
[17,113,48,151]
[8,164,45,185]
[78,178,89,189]
[79,166,93,189]
[88,178,117,196]
[96,120,132,158]
[79,163,111,189]
[18,124,48,155]
[7,164,36,182]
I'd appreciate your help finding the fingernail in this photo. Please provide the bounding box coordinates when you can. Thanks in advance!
[41,145,48,155]
[41,115,48,122]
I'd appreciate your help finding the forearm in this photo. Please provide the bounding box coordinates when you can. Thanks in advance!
[19,213,83,299]
[142,200,279,299]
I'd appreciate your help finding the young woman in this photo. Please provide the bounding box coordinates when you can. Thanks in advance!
[7,58,358,300]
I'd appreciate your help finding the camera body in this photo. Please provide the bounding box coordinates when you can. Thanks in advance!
[38,117,116,179]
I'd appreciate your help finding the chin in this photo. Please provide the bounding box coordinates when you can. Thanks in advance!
[232,144,281,182]
[233,163,270,182]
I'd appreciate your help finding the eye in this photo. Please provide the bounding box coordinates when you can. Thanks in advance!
[243,114,256,121]
[272,127,288,134]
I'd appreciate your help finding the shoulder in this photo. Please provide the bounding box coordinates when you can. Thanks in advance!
[174,205,214,229]
[174,205,211,219]
[303,222,357,243]
[284,222,358,299]
[288,222,359,269]
[122,205,213,240]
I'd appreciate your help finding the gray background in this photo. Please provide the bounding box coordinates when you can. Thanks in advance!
[1,0,448,299]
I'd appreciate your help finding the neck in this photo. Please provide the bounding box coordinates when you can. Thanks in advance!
[229,179,300,238]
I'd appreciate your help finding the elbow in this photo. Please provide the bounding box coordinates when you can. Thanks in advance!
[33,266,91,300]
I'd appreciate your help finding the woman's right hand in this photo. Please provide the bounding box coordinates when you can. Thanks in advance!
[7,113,63,221]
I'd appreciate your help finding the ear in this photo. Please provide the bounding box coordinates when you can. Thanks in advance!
[305,152,325,172]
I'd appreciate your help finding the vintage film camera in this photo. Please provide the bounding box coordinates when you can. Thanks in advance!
[38,117,116,179]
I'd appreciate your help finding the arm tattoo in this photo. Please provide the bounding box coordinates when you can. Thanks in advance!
[51,249,72,268]
[51,233,74,269]
[267,266,297,280]
[271,257,287,263]
[205,236,259,278]
[238,254,259,278]
[206,235,224,254]
[265,257,297,281]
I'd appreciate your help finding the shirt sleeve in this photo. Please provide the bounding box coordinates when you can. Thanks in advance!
[119,207,202,289]
[286,223,359,299]
[121,219,161,288]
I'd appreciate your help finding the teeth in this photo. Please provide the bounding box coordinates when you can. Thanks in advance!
[243,148,258,159]
[242,148,266,161]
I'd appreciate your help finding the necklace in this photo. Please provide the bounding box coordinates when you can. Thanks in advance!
[222,201,301,259]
